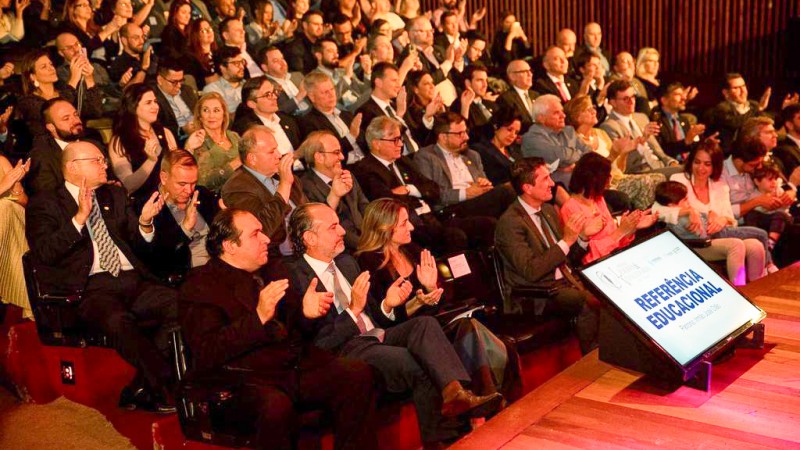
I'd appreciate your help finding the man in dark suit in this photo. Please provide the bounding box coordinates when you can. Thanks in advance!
[776,103,800,182]
[153,60,198,141]
[283,11,325,73]
[25,141,177,412]
[145,150,219,285]
[299,131,368,252]
[652,82,706,159]
[402,16,460,85]
[451,64,497,143]
[534,46,580,104]
[496,60,538,134]
[356,62,422,156]
[285,203,503,448]
[413,112,515,219]
[27,99,105,197]
[260,46,310,115]
[179,208,378,450]
[299,72,365,164]
[495,157,599,353]
[704,73,768,152]
[221,126,307,257]
[231,77,301,154]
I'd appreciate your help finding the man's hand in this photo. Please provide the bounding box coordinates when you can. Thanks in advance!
[563,212,587,245]
[139,191,165,225]
[257,279,289,324]
[685,123,706,144]
[142,46,153,71]
[302,278,334,319]
[330,169,353,198]
[759,87,772,112]
[460,87,476,107]
[781,92,800,109]
[391,185,410,195]
[349,112,362,139]
[74,177,93,226]
[278,153,294,186]
[350,271,370,316]
[643,121,661,137]
[396,87,408,118]
[465,182,490,199]
[476,177,492,188]
[359,54,372,76]
[383,276,412,311]
[181,190,199,234]
[470,6,487,24]
[119,67,134,87]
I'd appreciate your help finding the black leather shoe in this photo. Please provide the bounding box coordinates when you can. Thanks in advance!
[118,386,176,414]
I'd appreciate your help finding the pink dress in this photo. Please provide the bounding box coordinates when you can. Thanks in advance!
[560,196,635,264]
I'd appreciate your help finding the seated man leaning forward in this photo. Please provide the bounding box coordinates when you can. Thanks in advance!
[494,157,600,354]
[285,203,503,448]
[179,208,379,450]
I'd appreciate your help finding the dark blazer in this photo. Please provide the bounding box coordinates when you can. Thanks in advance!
[283,34,317,74]
[25,184,153,293]
[703,100,763,152]
[651,107,695,159]
[179,257,332,383]
[398,45,449,84]
[403,100,436,149]
[220,166,307,254]
[355,97,388,148]
[496,88,538,134]
[231,110,302,149]
[471,139,515,185]
[265,73,306,115]
[285,253,392,354]
[26,134,106,197]
[351,153,441,210]
[494,200,587,313]
[152,83,199,139]
[299,108,360,160]
[300,170,368,251]
[774,136,800,178]
[533,75,579,103]
[145,186,219,283]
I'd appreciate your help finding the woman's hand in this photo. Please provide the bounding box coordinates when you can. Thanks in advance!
[706,210,728,235]
[415,249,438,292]
[184,129,206,152]
[636,210,658,229]
[414,288,443,306]
[144,137,162,161]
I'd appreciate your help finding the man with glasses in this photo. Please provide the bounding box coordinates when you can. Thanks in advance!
[299,130,369,251]
[232,77,302,166]
[284,10,326,73]
[26,141,178,413]
[55,33,113,96]
[109,23,156,87]
[414,112,515,220]
[153,59,198,140]
[203,46,246,113]
[600,80,680,176]
[497,60,539,133]
[299,72,364,164]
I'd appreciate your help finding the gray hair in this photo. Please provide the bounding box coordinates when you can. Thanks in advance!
[365,116,401,152]
[532,94,562,122]
[299,130,337,167]
[288,202,326,255]
[239,125,274,163]
[302,71,334,93]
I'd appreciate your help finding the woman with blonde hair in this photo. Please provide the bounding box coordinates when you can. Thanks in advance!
[0,154,31,318]
[635,47,660,108]
[191,92,241,192]
[564,95,665,209]
[356,198,514,396]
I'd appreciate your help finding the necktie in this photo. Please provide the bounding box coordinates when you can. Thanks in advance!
[555,80,569,102]
[522,92,535,119]
[327,262,367,334]
[536,211,582,288]
[628,119,661,169]
[672,116,684,141]
[88,196,122,277]
[384,106,417,154]
[475,100,491,122]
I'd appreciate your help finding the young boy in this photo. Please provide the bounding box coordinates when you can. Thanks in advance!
[652,181,708,239]
[747,164,796,248]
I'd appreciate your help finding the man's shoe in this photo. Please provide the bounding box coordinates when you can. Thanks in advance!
[440,381,503,418]
[118,386,147,411]
[118,386,176,414]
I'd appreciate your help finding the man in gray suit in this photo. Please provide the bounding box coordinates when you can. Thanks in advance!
[600,80,681,177]
[299,130,369,252]
[520,94,593,186]
[495,157,598,353]
[413,112,515,219]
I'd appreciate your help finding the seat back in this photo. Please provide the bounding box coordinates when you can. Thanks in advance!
[433,248,502,322]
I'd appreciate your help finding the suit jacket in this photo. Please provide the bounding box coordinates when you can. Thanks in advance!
[494,200,587,313]
[651,107,695,159]
[146,186,219,283]
[533,75,579,103]
[703,100,763,152]
[230,110,302,149]
[265,72,307,115]
[283,34,317,74]
[151,83,198,139]
[450,97,497,142]
[412,144,486,208]
[25,184,153,293]
[471,139,515,185]
[774,136,800,178]
[220,167,307,254]
[520,123,592,169]
[351,153,441,210]
[300,170,368,251]
[355,98,388,149]
[285,253,392,354]
[600,112,677,173]
[299,107,360,160]
[399,45,449,84]
[179,257,333,384]
[496,88,538,134]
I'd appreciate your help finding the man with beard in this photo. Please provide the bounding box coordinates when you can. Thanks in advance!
[55,33,113,95]
[109,23,156,87]
[202,46,246,113]
[651,82,706,159]
[310,38,369,111]
[27,99,105,196]
[283,11,326,73]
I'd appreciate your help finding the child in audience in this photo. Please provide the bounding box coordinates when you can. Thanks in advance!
[747,164,796,248]
[652,181,708,239]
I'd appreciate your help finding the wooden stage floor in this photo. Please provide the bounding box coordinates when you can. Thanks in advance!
[452,264,800,450]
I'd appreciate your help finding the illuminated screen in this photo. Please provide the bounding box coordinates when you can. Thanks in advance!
[579,231,765,366]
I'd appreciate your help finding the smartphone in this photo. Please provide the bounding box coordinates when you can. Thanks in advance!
[651,110,662,123]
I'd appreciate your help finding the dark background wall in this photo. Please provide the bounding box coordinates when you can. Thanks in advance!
[422,0,800,110]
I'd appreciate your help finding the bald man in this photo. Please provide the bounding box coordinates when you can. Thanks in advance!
[25,141,178,413]
[574,22,611,76]
[534,46,580,104]
[496,60,539,133]
[54,33,113,93]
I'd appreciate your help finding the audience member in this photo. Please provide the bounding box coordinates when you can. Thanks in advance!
[496,60,537,133]
[451,64,497,143]
[747,163,795,246]
[179,208,379,450]
[246,0,293,49]
[260,45,309,115]
[185,19,219,90]
[534,46,579,104]
[190,92,241,192]
[403,70,442,148]
[159,0,192,58]
[58,0,125,62]
[489,11,530,71]
[283,10,324,73]
[54,32,114,100]
[310,37,369,111]
[573,22,610,76]
[634,47,661,108]
[109,23,156,87]
[651,82,705,159]
[705,73,771,151]
[152,59,198,140]
[220,18,263,77]
[775,103,800,182]
[608,51,650,113]
[471,108,521,185]
[202,46,245,113]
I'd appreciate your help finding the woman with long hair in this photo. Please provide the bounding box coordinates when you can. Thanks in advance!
[185,18,218,89]
[109,83,178,204]
[191,92,241,192]
[403,70,444,147]
[60,0,126,60]
[247,0,294,48]
[356,198,513,396]
[560,152,659,264]
[16,49,102,137]
[160,0,192,57]
[471,108,521,185]
[565,95,665,209]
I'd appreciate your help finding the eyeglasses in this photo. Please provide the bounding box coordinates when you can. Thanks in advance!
[71,156,109,166]
[253,90,280,99]
[162,77,185,86]
[443,130,468,137]
[379,136,404,146]
[614,95,636,102]
[319,150,343,156]
[510,69,532,75]
[226,60,247,67]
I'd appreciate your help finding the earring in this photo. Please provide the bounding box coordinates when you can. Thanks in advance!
[33,79,40,88]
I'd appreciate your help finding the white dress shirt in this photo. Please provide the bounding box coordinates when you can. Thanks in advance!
[517,197,576,280]
[439,146,474,201]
